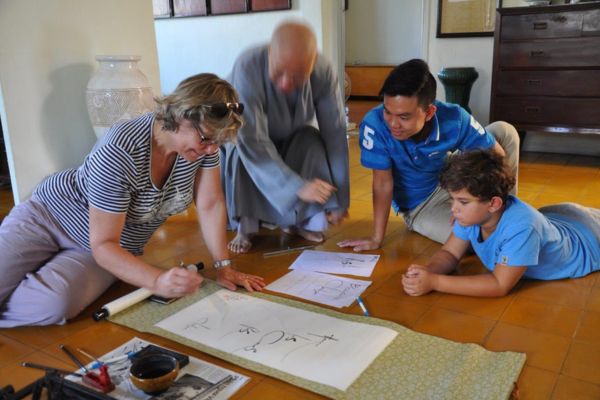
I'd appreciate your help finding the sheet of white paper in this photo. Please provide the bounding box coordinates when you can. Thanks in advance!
[155,290,397,391]
[265,270,371,308]
[68,337,248,400]
[289,250,380,277]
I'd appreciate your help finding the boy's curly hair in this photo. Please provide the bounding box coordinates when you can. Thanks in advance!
[440,149,515,203]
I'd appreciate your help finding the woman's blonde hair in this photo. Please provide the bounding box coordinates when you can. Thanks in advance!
[155,73,242,143]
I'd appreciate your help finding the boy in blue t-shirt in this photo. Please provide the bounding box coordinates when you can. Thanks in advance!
[402,150,600,297]
[338,59,520,249]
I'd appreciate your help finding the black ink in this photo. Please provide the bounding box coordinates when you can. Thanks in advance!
[238,324,260,335]
[307,333,339,346]
[183,317,210,331]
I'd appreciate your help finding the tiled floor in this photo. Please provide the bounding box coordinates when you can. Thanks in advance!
[1,101,599,399]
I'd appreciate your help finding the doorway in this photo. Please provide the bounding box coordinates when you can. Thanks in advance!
[0,122,14,221]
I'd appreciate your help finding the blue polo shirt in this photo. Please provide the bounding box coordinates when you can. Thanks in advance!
[453,196,600,280]
[359,101,495,211]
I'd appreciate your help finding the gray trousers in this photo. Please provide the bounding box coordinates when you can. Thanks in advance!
[402,121,520,244]
[539,203,600,244]
[224,126,341,231]
[0,197,115,327]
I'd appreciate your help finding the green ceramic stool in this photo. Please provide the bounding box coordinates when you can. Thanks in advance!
[437,67,479,114]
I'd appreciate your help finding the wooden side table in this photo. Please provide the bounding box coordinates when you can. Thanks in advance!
[345,65,394,98]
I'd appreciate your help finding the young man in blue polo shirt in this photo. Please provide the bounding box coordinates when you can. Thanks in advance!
[338,59,520,250]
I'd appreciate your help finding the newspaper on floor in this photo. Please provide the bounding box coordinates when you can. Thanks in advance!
[67,337,248,400]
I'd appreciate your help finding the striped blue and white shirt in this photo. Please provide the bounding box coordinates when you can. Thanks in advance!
[34,113,219,255]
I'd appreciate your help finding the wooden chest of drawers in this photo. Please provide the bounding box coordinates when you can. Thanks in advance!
[490,3,600,135]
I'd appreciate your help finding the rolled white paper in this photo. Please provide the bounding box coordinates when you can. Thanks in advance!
[94,288,152,320]
[93,263,200,320]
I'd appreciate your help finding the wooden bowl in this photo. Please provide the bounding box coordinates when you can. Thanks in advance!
[129,354,179,395]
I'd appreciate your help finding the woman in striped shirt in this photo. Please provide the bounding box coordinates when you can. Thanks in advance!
[0,73,265,327]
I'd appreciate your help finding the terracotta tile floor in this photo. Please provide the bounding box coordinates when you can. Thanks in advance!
[1,101,599,398]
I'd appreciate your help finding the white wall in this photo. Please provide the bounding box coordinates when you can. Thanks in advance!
[154,0,343,95]
[0,0,160,203]
[426,1,494,125]
[321,0,346,93]
[345,0,426,65]
[343,0,490,122]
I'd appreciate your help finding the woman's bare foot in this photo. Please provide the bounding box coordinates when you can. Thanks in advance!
[228,232,253,253]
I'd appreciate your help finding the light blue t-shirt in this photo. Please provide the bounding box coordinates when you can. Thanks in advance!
[453,196,600,280]
[359,100,495,211]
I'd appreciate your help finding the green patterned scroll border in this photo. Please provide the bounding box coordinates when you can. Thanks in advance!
[110,281,525,400]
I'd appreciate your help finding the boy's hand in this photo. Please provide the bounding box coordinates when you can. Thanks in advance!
[402,264,436,296]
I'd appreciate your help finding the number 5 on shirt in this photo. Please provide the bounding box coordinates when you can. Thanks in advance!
[362,126,375,150]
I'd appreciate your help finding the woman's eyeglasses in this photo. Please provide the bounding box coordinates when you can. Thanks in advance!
[203,102,244,119]
[198,126,223,146]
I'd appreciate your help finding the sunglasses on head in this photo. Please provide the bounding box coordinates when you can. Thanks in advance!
[202,102,244,119]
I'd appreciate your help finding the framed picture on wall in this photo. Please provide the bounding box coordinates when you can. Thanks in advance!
[173,0,208,17]
[211,0,248,15]
[249,0,291,12]
[437,0,503,38]
[152,0,172,18]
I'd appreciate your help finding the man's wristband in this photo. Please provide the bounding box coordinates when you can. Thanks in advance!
[213,259,232,269]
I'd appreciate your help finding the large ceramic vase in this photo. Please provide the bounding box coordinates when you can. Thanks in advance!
[437,67,479,114]
[86,55,154,139]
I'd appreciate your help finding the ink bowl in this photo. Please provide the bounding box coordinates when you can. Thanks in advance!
[129,354,179,395]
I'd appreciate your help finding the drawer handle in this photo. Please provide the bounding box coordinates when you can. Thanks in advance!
[525,106,540,113]
[527,79,542,85]
[530,50,545,57]
[533,22,548,30]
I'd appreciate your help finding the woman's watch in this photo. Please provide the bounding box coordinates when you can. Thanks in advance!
[213,259,232,269]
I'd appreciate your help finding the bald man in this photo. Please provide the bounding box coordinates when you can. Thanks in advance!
[222,22,349,253]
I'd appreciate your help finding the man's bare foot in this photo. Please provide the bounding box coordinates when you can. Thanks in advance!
[228,232,253,253]
[297,228,324,242]
[283,226,324,243]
